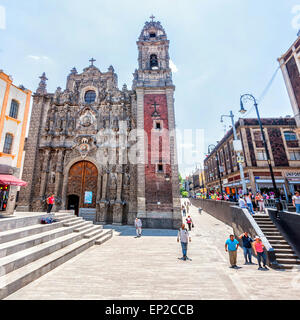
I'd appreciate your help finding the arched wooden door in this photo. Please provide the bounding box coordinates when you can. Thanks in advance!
[67,161,98,209]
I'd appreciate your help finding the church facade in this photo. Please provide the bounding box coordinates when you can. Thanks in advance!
[17,18,182,229]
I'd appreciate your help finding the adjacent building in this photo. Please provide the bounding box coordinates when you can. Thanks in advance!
[204,117,300,200]
[278,33,300,128]
[0,71,31,214]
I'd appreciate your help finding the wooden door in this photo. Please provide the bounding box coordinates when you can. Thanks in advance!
[67,161,98,208]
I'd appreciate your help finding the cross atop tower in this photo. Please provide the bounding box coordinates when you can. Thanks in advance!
[150,15,155,22]
[151,101,160,117]
[89,58,96,66]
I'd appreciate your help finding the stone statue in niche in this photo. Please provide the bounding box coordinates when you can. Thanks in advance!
[124,165,130,186]
[80,110,94,127]
[50,171,56,184]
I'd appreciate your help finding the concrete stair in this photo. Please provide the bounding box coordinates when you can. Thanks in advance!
[254,215,300,269]
[0,213,112,299]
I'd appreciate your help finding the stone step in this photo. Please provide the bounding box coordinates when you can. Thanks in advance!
[276,258,300,265]
[274,248,295,254]
[0,233,103,300]
[83,226,104,239]
[0,231,86,277]
[271,243,292,249]
[63,218,84,227]
[275,253,299,259]
[266,235,285,240]
[276,264,296,270]
[259,224,277,228]
[0,226,74,258]
[95,229,113,245]
[0,220,65,244]
[73,221,94,233]
[263,232,282,236]
[68,220,91,230]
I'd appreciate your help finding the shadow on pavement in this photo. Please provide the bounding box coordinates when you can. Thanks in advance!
[103,224,178,237]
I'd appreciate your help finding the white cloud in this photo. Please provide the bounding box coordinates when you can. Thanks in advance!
[27,55,50,61]
[169,59,178,73]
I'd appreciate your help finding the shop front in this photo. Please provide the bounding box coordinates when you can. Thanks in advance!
[0,165,27,215]
[223,179,251,196]
[285,172,300,195]
[255,178,288,200]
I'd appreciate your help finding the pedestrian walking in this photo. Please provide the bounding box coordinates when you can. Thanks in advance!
[177,224,191,261]
[186,215,193,231]
[292,191,300,213]
[225,234,240,268]
[182,205,186,217]
[245,193,255,215]
[186,204,190,214]
[46,194,55,214]
[134,217,142,237]
[239,232,254,264]
[253,236,268,270]
[238,196,247,208]
[256,192,265,213]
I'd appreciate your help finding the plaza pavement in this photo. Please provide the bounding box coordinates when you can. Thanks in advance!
[5,202,300,300]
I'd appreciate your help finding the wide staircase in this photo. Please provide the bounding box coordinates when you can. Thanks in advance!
[254,215,300,269]
[0,212,113,299]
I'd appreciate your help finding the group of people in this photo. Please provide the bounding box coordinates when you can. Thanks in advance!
[181,201,194,231]
[238,192,266,215]
[225,232,268,270]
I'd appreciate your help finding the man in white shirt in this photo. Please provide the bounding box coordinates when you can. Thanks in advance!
[177,224,191,260]
[134,217,142,237]
[292,191,300,213]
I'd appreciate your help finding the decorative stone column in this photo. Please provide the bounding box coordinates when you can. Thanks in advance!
[113,165,123,225]
[98,168,108,223]
[39,149,51,208]
[53,149,64,212]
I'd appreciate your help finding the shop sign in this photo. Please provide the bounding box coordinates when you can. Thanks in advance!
[286,172,300,178]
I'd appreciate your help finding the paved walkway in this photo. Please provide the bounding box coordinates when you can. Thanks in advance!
[6,202,300,300]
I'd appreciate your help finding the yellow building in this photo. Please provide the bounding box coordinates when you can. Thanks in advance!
[0,71,31,214]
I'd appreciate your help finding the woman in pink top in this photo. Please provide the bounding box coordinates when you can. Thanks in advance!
[253,237,268,270]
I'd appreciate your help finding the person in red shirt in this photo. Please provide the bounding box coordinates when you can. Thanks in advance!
[253,236,268,270]
[46,194,55,213]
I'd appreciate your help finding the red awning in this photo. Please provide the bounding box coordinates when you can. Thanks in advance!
[0,175,27,187]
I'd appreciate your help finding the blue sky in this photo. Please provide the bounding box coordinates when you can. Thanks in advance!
[1,0,300,177]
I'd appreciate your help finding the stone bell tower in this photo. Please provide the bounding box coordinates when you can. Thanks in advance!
[133,16,181,229]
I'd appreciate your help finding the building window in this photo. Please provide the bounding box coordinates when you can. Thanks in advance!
[9,100,19,119]
[84,90,96,104]
[289,150,300,160]
[284,131,297,141]
[257,150,267,160]
[155,121,161,130]
[150,54,158,69]
[3,133,13,154]
[149,33,156,38]
[157,164,163,172]
[253,131,263,141]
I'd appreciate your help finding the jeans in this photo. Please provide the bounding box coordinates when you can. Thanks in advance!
[181,242,188,258]
[243,247,252,263]
[257,251,267,267]
[247,203,255,215]
[47,204,53,213]
[296,204,300,213]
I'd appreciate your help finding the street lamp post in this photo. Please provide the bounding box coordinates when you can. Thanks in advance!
[239,94,282,212]
[208,144,223,199]
[221,110,247,195]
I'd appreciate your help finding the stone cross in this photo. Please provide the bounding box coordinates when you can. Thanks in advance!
[150,15,155,22]
[89,58,96,66]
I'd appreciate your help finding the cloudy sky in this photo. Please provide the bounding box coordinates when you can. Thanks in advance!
[1,0,300,177]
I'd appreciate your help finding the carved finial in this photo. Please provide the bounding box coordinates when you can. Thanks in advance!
[122,83,128,91]
[108,65,114,72]
[70,67,77,74]
[36,72,48,95]
[150,14,155,22]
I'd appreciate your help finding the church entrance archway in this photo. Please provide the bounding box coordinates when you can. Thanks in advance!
[67,194,79,216]
[67,161,98,215]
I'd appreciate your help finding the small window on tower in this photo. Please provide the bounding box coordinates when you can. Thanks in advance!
[149,33,156,38]
[155,122,161,130]
[158,164,163,173]
[150,54,158,69]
